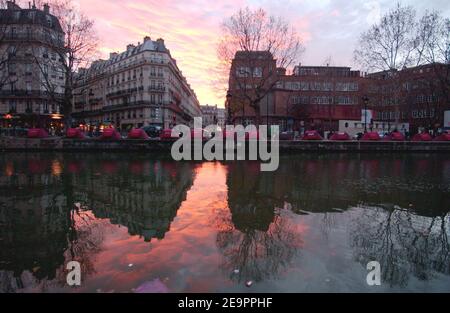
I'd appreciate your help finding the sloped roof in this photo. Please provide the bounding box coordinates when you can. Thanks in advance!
[0,7,64,34]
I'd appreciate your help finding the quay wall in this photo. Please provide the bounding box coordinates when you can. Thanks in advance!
[1,137,450,153]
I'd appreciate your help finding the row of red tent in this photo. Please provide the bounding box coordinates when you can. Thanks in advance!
[26,127,450,142]
[302,130,450,141]
[27,127,207,140]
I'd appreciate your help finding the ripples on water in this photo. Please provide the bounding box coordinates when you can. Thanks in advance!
[0,153,449,292]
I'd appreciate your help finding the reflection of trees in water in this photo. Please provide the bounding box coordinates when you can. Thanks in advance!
[351,207,450,287]
[215,162,303,283]
[216,210,302,283]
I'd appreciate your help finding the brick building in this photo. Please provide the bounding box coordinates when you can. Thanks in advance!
[366,63,450,134]
[227,50,450,134]
[226,51,365,133]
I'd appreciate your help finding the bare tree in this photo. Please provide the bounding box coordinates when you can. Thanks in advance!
[414,11,450,130]
[33,0,98,128]
[218,7,303,125]
[354,3,417,72]
[354,3,417,129]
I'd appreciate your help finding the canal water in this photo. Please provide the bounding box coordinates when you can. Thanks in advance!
[0,153,449,292]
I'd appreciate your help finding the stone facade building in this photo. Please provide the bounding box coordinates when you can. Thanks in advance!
[200,104,225,129]
[0,1,65,129]
[72,37,202,130]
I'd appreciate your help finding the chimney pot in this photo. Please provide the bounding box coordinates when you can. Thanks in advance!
[43,3,50,13]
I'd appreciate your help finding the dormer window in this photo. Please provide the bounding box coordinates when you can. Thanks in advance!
[46,16,52,27]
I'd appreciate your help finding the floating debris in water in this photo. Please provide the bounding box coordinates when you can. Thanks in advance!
[245,281,253,287]
[134,279,169,293]
[233,269,240,274]
[325,278,331,283]
[128,263,134,267]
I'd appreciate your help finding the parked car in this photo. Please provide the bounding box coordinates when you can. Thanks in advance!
[141,125,162,138]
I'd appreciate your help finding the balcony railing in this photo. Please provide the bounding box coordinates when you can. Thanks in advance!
[102,100,167,112]
[148,86,166,92]
[3,33,65,48]
[0,90,64,98]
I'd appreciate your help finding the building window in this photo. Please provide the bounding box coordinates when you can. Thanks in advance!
[253,67,262,77]
[9,101,17,113]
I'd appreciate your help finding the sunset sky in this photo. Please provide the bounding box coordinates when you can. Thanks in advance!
[76,0,450,107]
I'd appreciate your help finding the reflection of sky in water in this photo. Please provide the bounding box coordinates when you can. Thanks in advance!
[0,153,449,292]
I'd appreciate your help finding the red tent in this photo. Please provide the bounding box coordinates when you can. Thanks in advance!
[361,132,381,141]
[66,128,86,139]
[330,132,351,141]
[100,128,121,140]
[27,128,48,138]
[302,130,323,140]
[127,128,149,139]
[433,133,450,141]
[383,132,405,141]
[412,133,433,142]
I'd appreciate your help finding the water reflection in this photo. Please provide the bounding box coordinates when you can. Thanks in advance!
[217,161,304,283]
[0,153,449,292]
[0,153,196,292]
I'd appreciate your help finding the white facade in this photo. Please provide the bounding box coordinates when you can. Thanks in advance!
[339,120,410,137]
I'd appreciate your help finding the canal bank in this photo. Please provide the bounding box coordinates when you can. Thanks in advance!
[1,136,450,152]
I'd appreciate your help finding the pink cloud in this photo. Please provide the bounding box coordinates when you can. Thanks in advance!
[77,0,246,106]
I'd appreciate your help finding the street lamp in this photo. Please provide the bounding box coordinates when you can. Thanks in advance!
[362,96,369,133]
[226,92,232,125]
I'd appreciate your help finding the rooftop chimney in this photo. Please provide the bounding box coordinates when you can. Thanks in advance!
[43,3,50,14]
[126,44,135,51]
[6,1,21,10]
[109,52,118,59]
[156,38,164,46]
[143,36,151,42]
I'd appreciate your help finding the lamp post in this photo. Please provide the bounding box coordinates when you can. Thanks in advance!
[226,92,232,125]
[362,96,369,133]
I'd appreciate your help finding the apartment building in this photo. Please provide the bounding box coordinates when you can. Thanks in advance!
[0,1,65,129]
[72,36,202,130]
[200,104,225,129]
